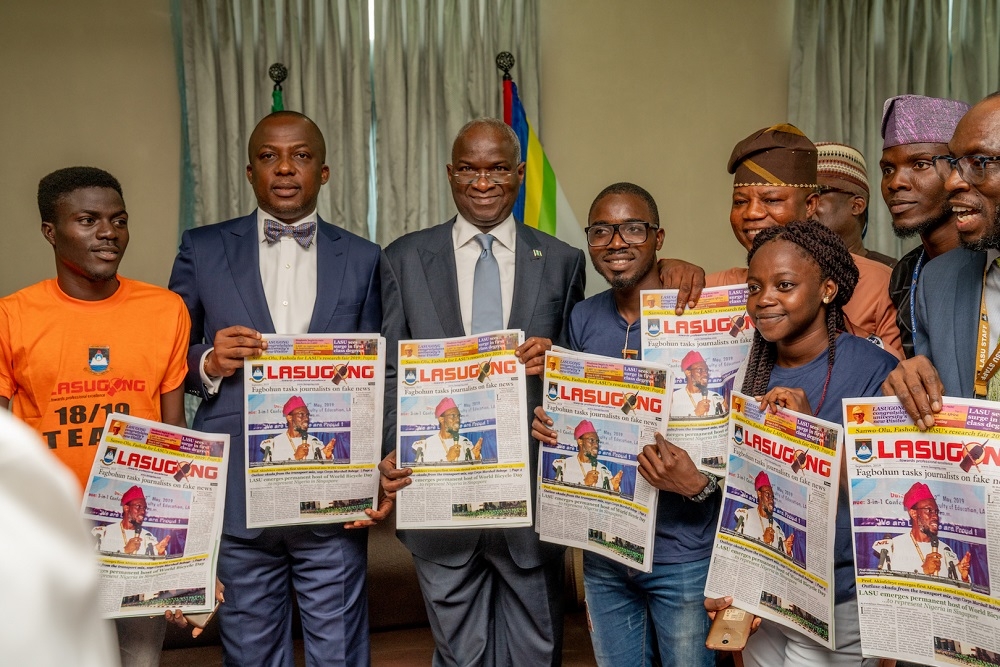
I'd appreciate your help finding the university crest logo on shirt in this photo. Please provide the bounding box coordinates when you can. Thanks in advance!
[403,368,417,386]
[646,319,661,337]
[88,347,110,374]
[250,365,265,383]
[101,446,118,466]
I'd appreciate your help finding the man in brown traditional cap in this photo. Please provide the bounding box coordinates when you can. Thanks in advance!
[880,94,971,358]
[815,141,896,268]
[707,124,904,359]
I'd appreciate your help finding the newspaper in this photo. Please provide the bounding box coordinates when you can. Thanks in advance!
[640,285,753,473]
[845,396,1000,665]
[535,347,670,572]
[82,413,228,619]
[243,334,384,529]
[395,330,531,529]
[705,392,842,650]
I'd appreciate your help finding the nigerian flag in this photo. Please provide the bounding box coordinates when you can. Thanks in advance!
[503,77,601,296]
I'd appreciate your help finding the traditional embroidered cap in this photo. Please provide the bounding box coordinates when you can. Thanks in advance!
[574,420,597,440]
[881,95,970,149]
[816,142,869,199]
[754,471,772,491]
[903,481,935,510]
[121,485,146,506]
[283,395,307,416]
[728,123,818,188]
[435,397,458,418]
[851,405,865,416]
[681,349,706,371]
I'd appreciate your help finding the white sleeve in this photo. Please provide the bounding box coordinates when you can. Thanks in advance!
[199,348,224,396]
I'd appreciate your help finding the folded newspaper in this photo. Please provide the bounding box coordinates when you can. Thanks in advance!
[83,413,228,619]
[845,396,1000,665]
[640,285,753,474]
[705,392,842,650]
[395,330,531,530]
[243,334,385,529]
[535,347,670,572]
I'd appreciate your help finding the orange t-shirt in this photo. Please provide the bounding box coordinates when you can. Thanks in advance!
[0,277,190,491]
[707,253,903,360]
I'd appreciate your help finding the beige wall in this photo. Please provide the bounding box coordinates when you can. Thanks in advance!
[539,0,795,274]
[0,0,180,295]
[0,0,794,296]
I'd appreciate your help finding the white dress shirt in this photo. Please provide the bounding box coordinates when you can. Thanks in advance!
[453,214,516,335]
[201,209,319,391]
[987,249,1000,351]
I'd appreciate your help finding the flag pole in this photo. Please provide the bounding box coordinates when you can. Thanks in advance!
[269,62,287,113]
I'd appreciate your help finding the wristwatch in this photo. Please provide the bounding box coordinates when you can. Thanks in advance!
[689,471,719,503]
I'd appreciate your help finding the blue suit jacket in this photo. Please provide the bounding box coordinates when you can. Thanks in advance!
[380,218,586,568]
[168,211,382,539]
[914,247,985,397]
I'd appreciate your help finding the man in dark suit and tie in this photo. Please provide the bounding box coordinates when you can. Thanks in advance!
[883,94,1000,428]
[379,117,586,666]
[169,111,388,666]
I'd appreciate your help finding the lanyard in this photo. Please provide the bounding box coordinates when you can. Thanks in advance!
[908,249,925,343]
[974,259,1000,397]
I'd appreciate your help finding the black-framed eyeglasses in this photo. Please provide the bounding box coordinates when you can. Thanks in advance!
[452,169,516,185]
[932,154,1000,185]
[585,222,658,247]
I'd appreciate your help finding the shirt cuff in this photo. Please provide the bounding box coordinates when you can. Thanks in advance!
[199,348,223,396]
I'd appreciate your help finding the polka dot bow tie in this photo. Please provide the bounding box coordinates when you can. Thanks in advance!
[263,219,316,248]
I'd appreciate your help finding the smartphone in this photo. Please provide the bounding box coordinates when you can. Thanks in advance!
[185,605,219,630]
[705,606,755,651]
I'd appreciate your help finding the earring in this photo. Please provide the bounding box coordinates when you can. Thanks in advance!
[822,296,831,304]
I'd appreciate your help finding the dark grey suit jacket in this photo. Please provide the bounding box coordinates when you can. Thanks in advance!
[381,218,586,568]
[914,247,986,397]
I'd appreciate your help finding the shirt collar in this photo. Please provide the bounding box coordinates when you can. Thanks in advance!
[988,248,1000,269]
[257,208,319,243]
[453,214,516,252]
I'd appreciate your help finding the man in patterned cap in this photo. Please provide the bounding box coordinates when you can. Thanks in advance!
[815,141,896,268]
[708,124,904,359]
[551,420,622,492]
[880,94,971,357]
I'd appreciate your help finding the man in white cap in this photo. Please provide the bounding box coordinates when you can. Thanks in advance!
[815,141,896,268]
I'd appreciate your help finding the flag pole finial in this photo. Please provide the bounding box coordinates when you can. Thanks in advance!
[496,52,515,81]
[269,63,288,112]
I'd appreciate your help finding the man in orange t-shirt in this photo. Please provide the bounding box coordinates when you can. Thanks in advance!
[707,124,903,359]
[0,166,190,667]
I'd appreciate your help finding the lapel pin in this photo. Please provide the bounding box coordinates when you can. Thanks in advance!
[532,249,543,259]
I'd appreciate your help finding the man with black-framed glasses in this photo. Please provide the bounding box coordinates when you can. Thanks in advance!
[532,182,719,667]
[884,93,1000,426]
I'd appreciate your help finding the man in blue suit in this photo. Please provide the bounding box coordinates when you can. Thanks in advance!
[379,118,586,666]
[883,94,1000,428]
[169,111,387,666]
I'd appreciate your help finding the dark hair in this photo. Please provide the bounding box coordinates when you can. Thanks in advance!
[740,220,859,414]
[37,167,123,222]
[588,182,659,225]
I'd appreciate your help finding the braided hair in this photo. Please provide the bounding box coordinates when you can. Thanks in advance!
[740,220,859,415]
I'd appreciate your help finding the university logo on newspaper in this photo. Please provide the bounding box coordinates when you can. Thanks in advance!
[853,439,874,463]
[101,446,117,466]
[547,382,559,400]
[403,368,417,386]
[646,319,661,337]
[88,346,110,374]
[250,365,265,383]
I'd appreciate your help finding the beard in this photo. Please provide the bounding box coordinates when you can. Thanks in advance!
[592,250,657,290]
[960,207,1000,251]
[891,207,950,240]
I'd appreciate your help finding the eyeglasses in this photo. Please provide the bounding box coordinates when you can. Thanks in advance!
[932,154,1000,185]
[912,505,939,516]
[585,222,659,247]
[452,169,516,185]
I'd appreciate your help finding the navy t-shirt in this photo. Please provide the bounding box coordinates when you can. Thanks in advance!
[766,333,898,603]
[568,289,721,565]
